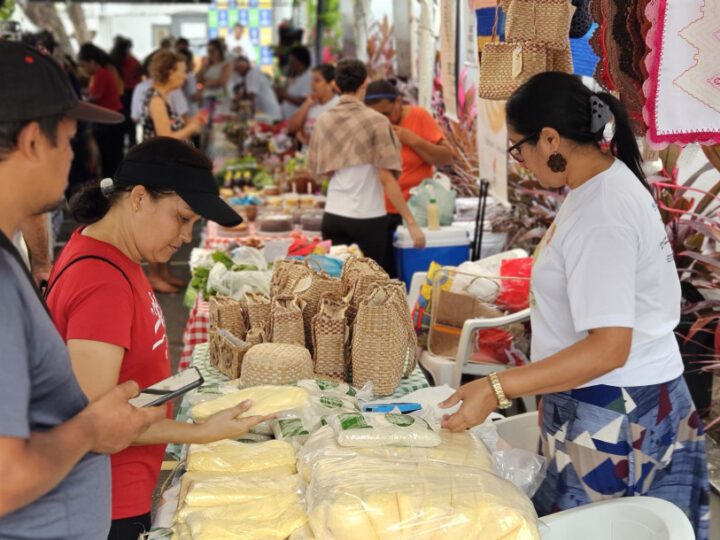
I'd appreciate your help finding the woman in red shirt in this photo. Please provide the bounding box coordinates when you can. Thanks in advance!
[46,138,269,540]
[79,43,126,179]
[365,80,455,276]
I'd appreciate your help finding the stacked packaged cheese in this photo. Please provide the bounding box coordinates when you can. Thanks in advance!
[306,457,539,540]
[173,439,306,539]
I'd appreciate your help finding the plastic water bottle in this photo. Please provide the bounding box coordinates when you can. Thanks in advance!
[427,197,440,231]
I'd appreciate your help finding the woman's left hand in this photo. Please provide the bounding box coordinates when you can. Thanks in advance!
[439,378,499,432]
[196,400,273,443]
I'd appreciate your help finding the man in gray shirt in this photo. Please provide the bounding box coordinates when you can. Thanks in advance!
[0,41,164,539]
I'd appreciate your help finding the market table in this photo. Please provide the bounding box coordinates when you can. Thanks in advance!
[147,343,431,538]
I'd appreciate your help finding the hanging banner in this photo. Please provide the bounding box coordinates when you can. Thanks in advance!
[439,0,459,121]
[477,98,509,206]
[417,0,434,112]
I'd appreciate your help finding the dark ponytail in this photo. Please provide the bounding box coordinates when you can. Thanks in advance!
[594,91,649,191]
[69,181,131,224]
[506,72,650,193]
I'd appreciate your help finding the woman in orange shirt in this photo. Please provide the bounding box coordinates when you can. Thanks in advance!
[365,80,454,276]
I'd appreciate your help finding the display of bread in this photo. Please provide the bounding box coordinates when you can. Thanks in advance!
[190,385,309,422]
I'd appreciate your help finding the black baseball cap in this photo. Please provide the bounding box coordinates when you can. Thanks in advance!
[114,159,242,227]
[0,41,123,124]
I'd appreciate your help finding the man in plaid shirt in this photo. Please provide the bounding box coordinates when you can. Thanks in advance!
[308,59,425,269]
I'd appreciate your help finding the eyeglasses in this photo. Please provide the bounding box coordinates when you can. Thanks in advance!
[507,134,537,162]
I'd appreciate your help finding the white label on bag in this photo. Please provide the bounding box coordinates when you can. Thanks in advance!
[512,45,523,79]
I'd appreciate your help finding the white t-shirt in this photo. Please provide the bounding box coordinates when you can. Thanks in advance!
[304,95,339,139]
[530,159,683,388]
[239,68,282,122]
[131,79,188,122]
[325,164,386,219]
[226,33,255,59]
[281,69,313,119]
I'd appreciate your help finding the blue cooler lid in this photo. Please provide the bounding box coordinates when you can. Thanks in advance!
[393,226,470,248]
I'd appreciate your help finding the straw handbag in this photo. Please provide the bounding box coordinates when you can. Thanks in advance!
[270,259,313,298]
[293,270,343,354]
[270,295,306,347]
[340,256,388,295]
[351,283,417,396]
[502,0,576,49]
[209,329,251,379]
[240,343,314,386]
[479,39,548,100]
[245,326,267,347]
[312,293,349,382]
[245,292,271,334]
[208,296,246,340]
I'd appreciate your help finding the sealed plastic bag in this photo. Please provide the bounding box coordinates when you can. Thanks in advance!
[298,425,495,482]
[327,412,441,448]
[230,246,268,271]
[306,456,540,540]
[186,439,296,475]
[190,385,310,422]
[179,474,300,513]
[407,176,457,227]
[207,262,272,300]
[178,496,307,540]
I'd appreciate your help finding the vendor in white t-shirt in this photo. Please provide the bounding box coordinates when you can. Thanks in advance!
[439,72,709,539]
[278,46,313,120]
[232,55,282,123]
[225,23,254,59]
[287,64,339,145]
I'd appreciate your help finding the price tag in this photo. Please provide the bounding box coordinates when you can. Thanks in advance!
[512,45,523,79]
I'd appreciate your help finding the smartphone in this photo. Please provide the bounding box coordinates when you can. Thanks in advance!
[129,368,204,408]
[362,403,423,414]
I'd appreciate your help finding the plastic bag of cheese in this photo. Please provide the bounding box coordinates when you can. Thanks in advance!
[270,380,365,447]
[190,385,309,422]
[327,412,441,448]
[179,474,301,512]
[297,425,494,482]
[186,439,296,475]
[306,456,540,540]
[177,497,308,540]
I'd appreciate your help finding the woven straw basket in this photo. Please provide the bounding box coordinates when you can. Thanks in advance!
[245,292,271,334]
[502,0,575,49]
[209,329,251,379]
[312,293,349,382]
[208,296,246,339]
[270,259,314,298]
[293,271,343,354]
[351,283,417,396]
[240,343,314,386]
[270,295,306,347]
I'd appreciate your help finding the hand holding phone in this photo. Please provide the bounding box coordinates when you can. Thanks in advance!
[129,368,204,408]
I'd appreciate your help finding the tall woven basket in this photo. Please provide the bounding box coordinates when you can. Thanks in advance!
[311,293,349,382]
[245,292,271,334]
[208,296,246,339]
[351,283,416,395]
[270,259,314,298]
[270,295,306,347]
[293,270,343,355]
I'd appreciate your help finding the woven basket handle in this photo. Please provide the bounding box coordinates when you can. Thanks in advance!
[491,0,501,43]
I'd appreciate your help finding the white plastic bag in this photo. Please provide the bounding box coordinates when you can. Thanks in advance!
[207,262,272,300]
[327,412,441,448]
[407,175,457,227]
[230,246,268,270]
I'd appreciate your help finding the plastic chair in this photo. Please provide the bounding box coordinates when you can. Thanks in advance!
[494,411,540,453]
[541,496,695,540]
[418,258,536,413]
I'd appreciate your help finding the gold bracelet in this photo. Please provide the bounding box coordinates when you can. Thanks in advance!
[488,372,512,409]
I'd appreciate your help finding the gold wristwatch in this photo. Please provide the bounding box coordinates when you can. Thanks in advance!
[488,372,512,409]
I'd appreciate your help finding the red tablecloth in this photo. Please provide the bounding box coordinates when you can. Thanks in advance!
[180,298,210,370]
